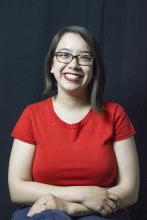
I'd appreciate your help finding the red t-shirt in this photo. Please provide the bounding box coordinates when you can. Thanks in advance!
[11,97,135,187]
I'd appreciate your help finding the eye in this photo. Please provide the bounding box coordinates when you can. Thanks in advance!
[57,52,71,59]
[80,54,92,61]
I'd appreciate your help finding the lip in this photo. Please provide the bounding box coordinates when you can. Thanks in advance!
[62,72,83,83]
[62,72,84,77]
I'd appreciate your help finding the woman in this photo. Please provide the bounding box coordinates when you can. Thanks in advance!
[8,26,139,220]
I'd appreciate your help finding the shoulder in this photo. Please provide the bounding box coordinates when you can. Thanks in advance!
[18,97,52,121]
[25,97,51,113]
[103,101,126,116]
[102,101,135,140]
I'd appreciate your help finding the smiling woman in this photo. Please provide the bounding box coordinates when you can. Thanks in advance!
[8,26,139,220]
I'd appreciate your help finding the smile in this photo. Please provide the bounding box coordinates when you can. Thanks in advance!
[62,72,84,83]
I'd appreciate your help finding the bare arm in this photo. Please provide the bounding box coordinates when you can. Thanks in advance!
[8,139,118,216]
[8,139,96,216]
[8,139,86,204]
[10,137,138,216]
[108,136,140,208]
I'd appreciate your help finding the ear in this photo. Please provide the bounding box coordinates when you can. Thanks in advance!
[50,68,54,74]
[50,60,55,73]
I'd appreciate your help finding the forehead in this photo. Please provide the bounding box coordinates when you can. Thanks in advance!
[55,33,91,52]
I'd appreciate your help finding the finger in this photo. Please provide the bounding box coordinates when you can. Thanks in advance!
[100,208,108,216]
[108,192,119,203]
[27,203,39,216]
[27,208,44,217]
[103,204,113,215]
[27,193,56,217]
[106,199,118,210]
[27,203,46,217]
[27,206,35,217]
[30,193,54,207]
[28,196,57,217]
[27,200,42,214]
[27,207,46,217]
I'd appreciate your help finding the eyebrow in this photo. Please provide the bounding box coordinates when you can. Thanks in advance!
[56,48,91,54]
[57,48,71,52]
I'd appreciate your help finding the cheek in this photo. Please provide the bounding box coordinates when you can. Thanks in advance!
[52,62,65,74]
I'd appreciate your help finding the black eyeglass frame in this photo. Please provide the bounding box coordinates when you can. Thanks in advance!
[53,51,94,66]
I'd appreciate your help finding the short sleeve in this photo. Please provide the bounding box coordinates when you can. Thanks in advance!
[113,104,136,141]
[11,106,36,144]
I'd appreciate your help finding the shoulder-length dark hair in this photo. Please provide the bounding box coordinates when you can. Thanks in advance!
[42,25,105,113]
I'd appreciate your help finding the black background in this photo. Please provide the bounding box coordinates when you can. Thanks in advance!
[0,1,146,219]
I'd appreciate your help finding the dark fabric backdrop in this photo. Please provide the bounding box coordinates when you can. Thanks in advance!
[0,1,146,219]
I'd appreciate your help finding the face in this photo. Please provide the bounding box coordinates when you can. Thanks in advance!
[51,33,93,95]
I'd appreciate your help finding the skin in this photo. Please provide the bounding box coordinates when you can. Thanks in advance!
[8,33,139,217]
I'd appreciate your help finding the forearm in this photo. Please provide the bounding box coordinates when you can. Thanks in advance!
[61,200,96,217]
[11,179,137,210]
[9,180,86,204]
[109,137,140,208]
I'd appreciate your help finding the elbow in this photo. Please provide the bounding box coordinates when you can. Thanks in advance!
[125,187,139,206]
[9,185,19,204]
[8,179,23,204]
[130,182,140,205]
[116,183,140,207]
[130,191,139,205]
[9,193,17,204]
[9,187,26,204]
[121,177,140,206]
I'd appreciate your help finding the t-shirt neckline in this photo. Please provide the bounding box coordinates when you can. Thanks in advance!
[47,97,94,129]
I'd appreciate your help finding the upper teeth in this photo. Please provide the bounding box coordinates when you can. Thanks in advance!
[64,73,82,79]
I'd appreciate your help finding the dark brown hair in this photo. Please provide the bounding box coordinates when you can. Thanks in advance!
[42,25,105,113]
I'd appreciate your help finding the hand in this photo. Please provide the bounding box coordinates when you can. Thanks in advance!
[81,186,120,216]
[27,192,94,217]
[27,193,66,217]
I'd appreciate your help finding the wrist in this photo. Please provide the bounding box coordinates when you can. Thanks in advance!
[78,186,97,201]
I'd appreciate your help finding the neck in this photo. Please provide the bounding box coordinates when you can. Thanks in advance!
[53,89,90,110]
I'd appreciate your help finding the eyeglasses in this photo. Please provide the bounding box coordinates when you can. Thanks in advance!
[54,51,93,66]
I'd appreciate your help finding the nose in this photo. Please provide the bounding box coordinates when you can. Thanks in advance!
[68,56,80,69]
